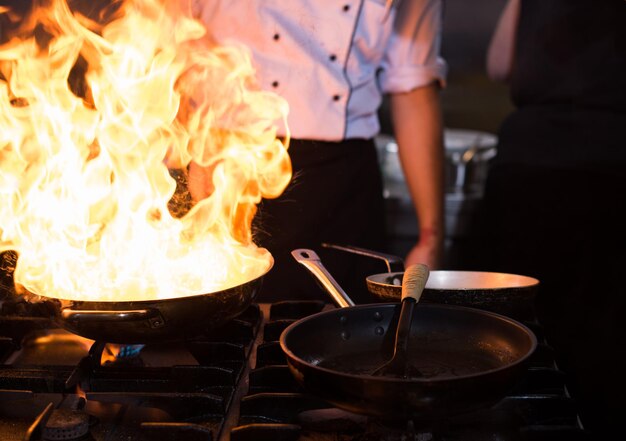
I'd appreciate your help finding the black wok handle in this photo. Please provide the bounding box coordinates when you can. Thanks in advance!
[291,249,355,308]
[61,308,160,323]
[321,243,405,273]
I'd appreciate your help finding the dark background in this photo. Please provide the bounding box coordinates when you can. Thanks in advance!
[439,0,512,134]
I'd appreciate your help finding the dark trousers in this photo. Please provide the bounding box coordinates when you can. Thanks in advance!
[469,163,626,437]
[252,138,387,304]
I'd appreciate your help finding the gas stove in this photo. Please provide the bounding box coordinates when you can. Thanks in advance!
[0,295,592,441]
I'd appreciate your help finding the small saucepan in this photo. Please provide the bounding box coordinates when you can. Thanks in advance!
[280,249,537,421]
[323,243,540,320]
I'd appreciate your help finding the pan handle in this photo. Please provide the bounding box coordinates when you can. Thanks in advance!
[291,249,355,308]
[61,308,161,324]
[321,243,405,273]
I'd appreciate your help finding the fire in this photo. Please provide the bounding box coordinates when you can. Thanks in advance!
[0,0,291,301]
[101,343,145,365]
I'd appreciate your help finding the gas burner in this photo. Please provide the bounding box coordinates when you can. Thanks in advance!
[101,344,145,367]
[297,408,367,432]
[42,408,90,441]
[359,419,434,441]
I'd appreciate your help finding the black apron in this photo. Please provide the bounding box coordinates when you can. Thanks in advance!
[252,138,387,303]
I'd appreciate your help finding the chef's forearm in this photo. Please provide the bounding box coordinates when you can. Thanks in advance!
[486,0,520,82]
[390,83,445,245]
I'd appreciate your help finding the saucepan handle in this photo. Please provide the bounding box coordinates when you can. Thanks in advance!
[321,243,405,273]
[291,249,355,308]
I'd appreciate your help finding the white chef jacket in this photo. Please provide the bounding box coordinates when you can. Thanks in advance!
[193,0,447,140]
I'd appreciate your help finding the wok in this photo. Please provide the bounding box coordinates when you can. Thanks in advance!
[280,249,537,420]
[1,251,267,344]
[323,243,539,320]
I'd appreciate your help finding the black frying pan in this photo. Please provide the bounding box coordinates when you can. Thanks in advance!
[280,249,537,420]
[323,243,539,320]
[0,250,266,344]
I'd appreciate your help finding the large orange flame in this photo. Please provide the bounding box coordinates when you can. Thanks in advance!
[0,0,291,301]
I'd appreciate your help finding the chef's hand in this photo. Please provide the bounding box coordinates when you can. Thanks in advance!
[187,161,216,202]
[404,228,443,269]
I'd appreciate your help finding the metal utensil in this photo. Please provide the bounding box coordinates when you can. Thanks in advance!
[371,263,429,378]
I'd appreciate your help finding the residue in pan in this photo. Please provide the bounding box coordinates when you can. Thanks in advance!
[317,347,506,380]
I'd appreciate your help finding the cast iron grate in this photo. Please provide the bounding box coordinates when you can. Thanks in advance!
[0,302,263,441]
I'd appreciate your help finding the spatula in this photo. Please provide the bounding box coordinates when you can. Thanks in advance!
[371,263,429,378]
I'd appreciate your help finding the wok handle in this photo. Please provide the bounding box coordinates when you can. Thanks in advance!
[291,249,355,308]
[321,243,405,273]
[61,308,160,323]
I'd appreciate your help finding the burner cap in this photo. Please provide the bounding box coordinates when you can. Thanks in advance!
[43,409,90,440]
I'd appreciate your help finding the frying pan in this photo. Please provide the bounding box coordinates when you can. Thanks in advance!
[0,251,266,344]
[280,249,537,420]
[323,243,539,320]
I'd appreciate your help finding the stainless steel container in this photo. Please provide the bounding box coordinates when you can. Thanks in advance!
[375,128,497,198]
[374,128,498,260]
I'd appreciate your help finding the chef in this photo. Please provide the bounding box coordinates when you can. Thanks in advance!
[189,0,448,301]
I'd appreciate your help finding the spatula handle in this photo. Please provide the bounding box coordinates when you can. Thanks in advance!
[402,264,429,302]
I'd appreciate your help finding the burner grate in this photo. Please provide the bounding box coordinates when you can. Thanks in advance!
[0,303,263,441]
[0,299,592,441]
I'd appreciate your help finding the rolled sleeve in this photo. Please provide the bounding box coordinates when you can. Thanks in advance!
[379,0,448,93]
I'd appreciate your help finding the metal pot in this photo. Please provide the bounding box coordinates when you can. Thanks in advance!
[375,128,497,197]
[375,128,497,254]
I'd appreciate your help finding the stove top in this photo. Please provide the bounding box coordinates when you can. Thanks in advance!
[0,296,592,441]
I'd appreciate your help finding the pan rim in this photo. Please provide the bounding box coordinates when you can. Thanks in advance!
[35,261,272,306]
[279,303,538,383]
[367,270,540,292]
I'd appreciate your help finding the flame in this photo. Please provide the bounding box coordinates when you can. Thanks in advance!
[0,0,291,301]
[76,382,86,400]
[101,343,144,364]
